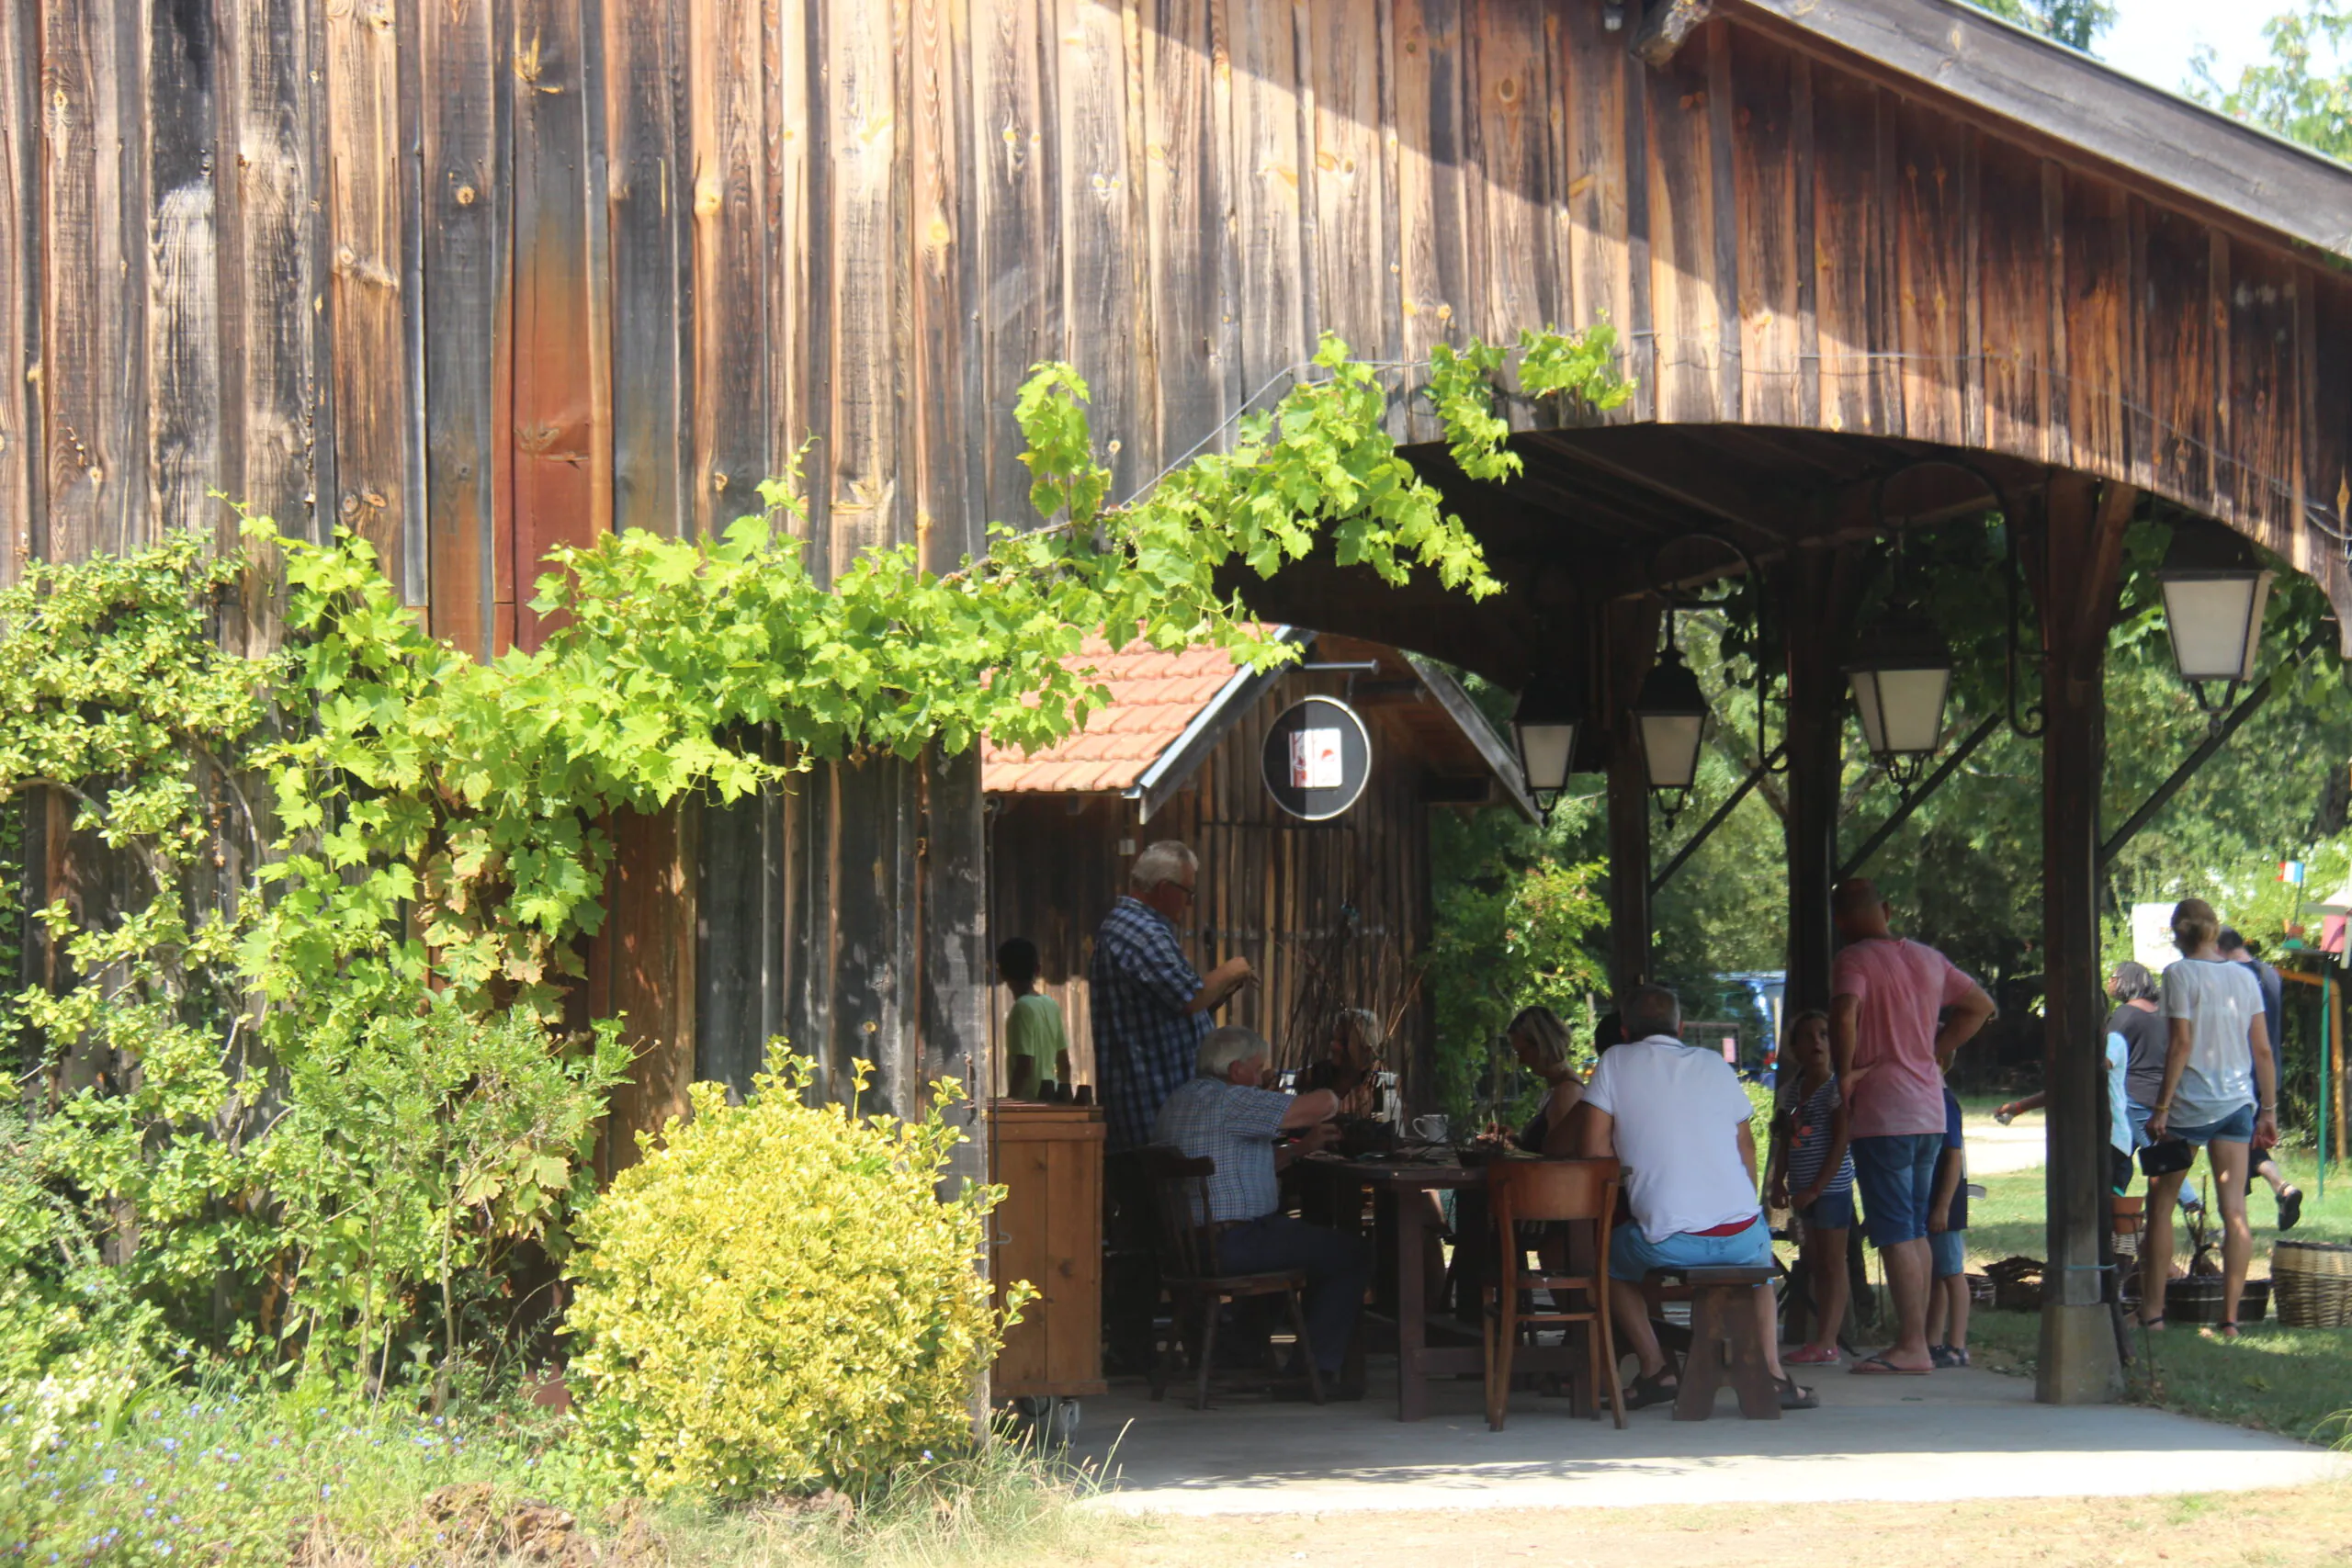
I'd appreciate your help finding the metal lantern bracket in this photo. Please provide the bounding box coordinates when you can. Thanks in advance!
[1641,531,1785,830]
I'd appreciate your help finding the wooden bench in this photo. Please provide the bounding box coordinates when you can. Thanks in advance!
[1649,1266,1780,1421]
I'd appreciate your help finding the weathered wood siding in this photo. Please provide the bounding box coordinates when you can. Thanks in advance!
[988,665,1441,1106]
[6,0,2352,1149]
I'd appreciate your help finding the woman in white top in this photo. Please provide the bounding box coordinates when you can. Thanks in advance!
[2142,898,2277,1339]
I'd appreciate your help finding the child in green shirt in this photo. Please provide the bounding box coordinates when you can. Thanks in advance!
[999,936,1070,1100]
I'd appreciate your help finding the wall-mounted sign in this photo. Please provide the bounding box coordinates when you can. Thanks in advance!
[1261,695,1373,820]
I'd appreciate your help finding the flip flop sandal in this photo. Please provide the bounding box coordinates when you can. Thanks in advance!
[2134,1314,2167,1332]
[1777,1376,1820,1410]
[1849,1352,1931,1376]
[1929,1344,1971,1369]
[1625,1370,1680,1409]
[1784,1344,1842,1365]
[2202,1320,2241,1341]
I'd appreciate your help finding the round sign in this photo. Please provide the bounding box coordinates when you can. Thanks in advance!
[1261,695,1374,820]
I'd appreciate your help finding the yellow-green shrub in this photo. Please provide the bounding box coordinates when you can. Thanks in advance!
[565,1057,1019,1499]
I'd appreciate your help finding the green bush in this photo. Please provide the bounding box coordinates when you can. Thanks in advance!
[566,1057,1019,1500]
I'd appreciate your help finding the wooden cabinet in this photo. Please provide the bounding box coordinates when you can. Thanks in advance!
[989,1101,1107,1400]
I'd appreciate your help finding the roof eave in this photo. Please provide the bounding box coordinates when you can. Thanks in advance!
[1404,654,1542,824]
[1731,0,2352,262]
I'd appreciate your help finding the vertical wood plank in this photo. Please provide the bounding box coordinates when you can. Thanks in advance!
[40,0,144,561]
[2225,240,2300,549]
[693,0,771,540]
[605,805,699,1173]
[1557,0,1627,404]
[1057,0,1143,499]
[1460,0,1550,352]
[1645,23,1719,423]
[219,0,324,646]
[2140,208,2213,513]
[2304,272,2352,571]
[604,0,685,541]
[0,0,39,581]
[323,0,410,570]
[2061,172,2127,484]
[825,0,905,564]
[1392,0,1467,441]
[1729,25,1801,427]
[1227,0,1306,397]
[145,0,221,546]
[420,0,503,657]
[511,0,609,649]
[2041,160,2071,470]
[912,0,979,567]
[1974,135,2046,466]
[1141,0,1236,468]
[1809,69,1880,435]
[1306,0,1392,365]
[973,0,1056,534]
[1892,99,1965,446]
[764,0,816,537]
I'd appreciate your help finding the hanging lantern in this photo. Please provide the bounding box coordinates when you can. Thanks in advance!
[1846,607,1955,785]
[1510,674,1581,820]
[2155,519,2272,710]
[1633,645,1710,795]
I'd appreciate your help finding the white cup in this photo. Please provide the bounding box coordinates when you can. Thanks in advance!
[1409,1113,1449,1144]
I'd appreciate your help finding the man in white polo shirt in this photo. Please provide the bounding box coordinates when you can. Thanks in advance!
[1581,985,1814,1411]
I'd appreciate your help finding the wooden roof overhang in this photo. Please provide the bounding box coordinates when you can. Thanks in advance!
[1213,0,2352,682]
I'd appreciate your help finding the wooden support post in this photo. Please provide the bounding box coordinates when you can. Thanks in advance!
[2336,962,2349,1166]
[2035,475,2135,1406]
[1604,598,1658,998]
[1781,551,1845,1011]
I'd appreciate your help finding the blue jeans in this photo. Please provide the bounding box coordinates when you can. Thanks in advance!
[1852,1132,1944,1248]
[1608,1213,1772,1282]
[1928,1228,1966,1280]
[1795,1189,1856,1232]
[1214,1214,1372,1374]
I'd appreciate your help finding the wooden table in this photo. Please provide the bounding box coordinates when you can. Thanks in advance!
[1301,1152,1589,1422]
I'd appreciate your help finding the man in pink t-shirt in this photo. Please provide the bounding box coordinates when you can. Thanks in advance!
[1829,877,1996,1375]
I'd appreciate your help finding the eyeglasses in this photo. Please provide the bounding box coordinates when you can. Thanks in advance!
[1168,881,1197,904]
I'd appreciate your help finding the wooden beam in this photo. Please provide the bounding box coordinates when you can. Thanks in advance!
[2098,626,2331,868]
[2034,475,2134,1406]
[1604,598,1660,996]
[1781,548,1850,1010]
[1634,1,1715,68]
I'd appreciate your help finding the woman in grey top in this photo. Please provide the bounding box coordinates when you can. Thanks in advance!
[2141,898,2277,1338]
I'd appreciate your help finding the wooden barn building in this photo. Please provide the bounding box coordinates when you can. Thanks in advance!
[12,0,2352,1397]
[980,631,1533,1102]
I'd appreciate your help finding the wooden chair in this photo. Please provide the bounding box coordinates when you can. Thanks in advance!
[1139,1145,1325,1410]
[1645,1265,1781,1421]
[1481,1157,1624,1431]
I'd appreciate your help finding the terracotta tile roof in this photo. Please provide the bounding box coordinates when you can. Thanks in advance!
[980,635,1251,795]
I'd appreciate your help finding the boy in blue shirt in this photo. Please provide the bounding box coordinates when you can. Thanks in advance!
[1925,1083,1971,1368]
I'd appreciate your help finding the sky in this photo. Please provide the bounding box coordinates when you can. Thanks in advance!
[2095,0,2292,98]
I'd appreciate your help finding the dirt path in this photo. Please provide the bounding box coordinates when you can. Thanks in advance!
[1046,1485,2352,1568]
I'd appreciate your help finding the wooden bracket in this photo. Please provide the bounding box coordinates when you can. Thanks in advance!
[1634,0,1713,66]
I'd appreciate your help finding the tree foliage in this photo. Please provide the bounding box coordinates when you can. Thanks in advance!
[2194,0,2352,160]
[1965,0,2117,54]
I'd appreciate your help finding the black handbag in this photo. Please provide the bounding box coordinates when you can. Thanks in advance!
[2138,1136,2195,1177]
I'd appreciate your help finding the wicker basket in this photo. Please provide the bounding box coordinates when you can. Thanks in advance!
[2273,1239,2352,1328]
[1986,1257,2044,1312]
[2165,1273,2271,1325]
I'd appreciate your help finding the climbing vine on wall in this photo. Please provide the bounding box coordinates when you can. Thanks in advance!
[0,326,1627,1376]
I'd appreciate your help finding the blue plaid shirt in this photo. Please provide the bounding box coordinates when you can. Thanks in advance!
[1091,896,1210,1151]
[1152,1077,1294,1223]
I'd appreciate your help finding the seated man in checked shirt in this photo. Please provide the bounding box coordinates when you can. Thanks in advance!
[1152,1025,1369,1396]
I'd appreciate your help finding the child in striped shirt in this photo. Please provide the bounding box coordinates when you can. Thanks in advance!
[1769,1009,1857,1365]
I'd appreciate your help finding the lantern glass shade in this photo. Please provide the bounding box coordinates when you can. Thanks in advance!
[1510,680,1581,804]
[1845,611,1954,766]
[2156,521,2273,686]
[1633,649,1710,793]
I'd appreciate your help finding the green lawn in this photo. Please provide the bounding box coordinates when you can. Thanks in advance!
[1951,1129,2352,1443]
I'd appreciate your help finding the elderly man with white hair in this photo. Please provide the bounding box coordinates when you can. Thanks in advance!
[1153,1025,1367,1393]
[1093,839,1255,1370]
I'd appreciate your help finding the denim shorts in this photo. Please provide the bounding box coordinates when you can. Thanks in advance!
[1928,1228,1967,1280]
[1795,1188,1856,1233]
[1609,1213,1773,1282]
[1852,1132,1945,1248]
[2168,1101,2256,1147]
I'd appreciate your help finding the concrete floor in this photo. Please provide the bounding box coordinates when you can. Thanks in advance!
[1073,1360,2350,1515]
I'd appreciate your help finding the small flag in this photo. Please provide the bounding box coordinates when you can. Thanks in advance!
[2281,860,2308,886]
